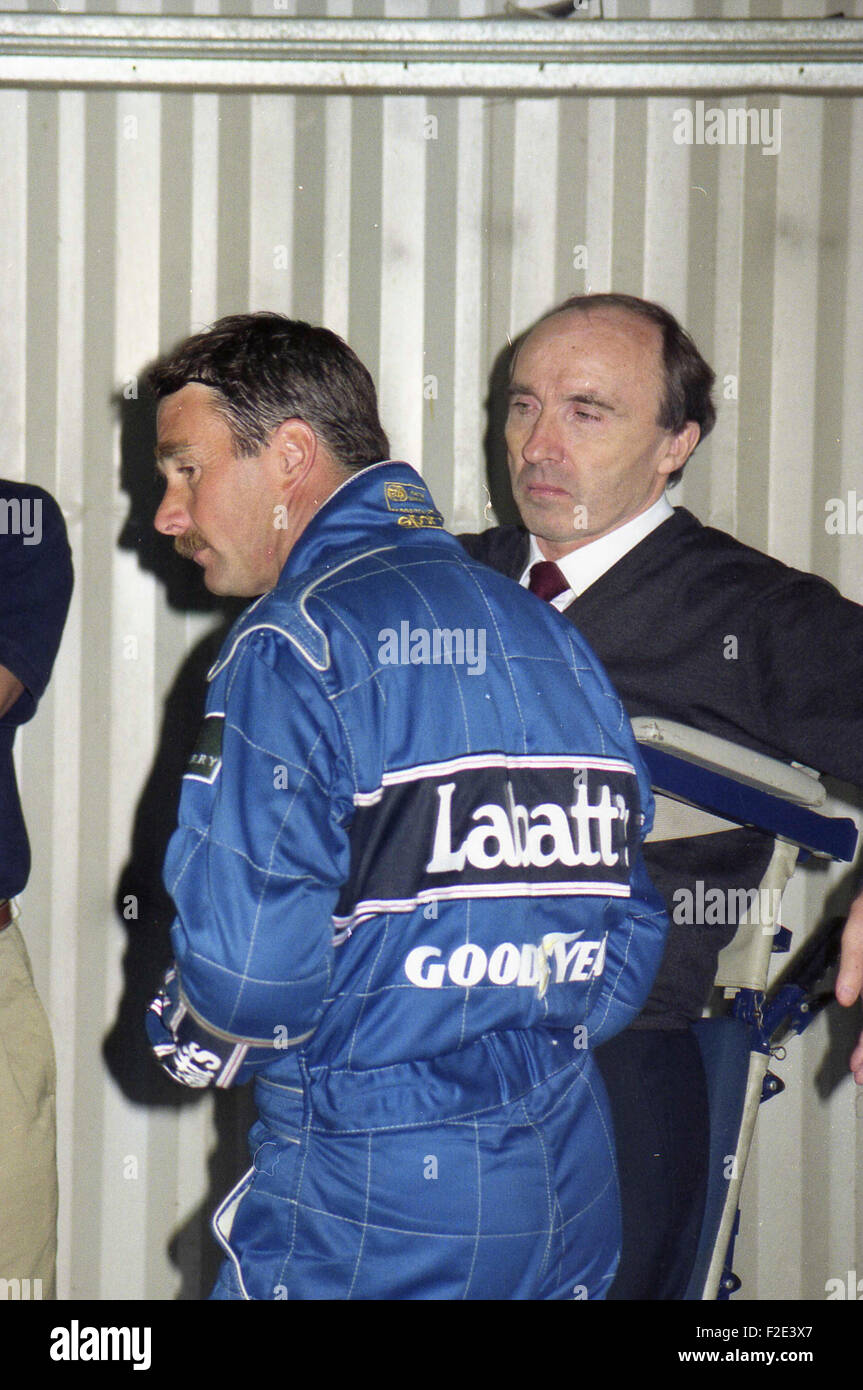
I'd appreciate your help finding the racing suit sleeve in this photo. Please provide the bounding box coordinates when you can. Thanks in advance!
[149,629,356,1089]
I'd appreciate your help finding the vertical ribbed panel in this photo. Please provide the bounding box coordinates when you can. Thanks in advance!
[250,95,296,314]
[0,90,26,477]
[104,83,160,1300]
[4,5,862,1301]
[510,99,559,332]
[450,95,488,530]
[49,88,86,1301]
[379,94,427,467]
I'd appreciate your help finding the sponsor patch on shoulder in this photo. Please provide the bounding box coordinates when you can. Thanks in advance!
[184,712,224,784]
[384,481,444,529]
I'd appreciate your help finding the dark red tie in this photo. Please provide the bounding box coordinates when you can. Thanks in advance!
[528,561,569,603]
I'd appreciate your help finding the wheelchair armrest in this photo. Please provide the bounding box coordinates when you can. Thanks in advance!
[633,717,858,862]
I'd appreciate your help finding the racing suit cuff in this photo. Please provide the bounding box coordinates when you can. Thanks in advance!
[146,966,264,1089]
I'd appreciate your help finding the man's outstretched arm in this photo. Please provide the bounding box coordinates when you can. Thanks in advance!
[835,889,863,1082]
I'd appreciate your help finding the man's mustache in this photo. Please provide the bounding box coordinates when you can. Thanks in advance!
[174,531,208,560]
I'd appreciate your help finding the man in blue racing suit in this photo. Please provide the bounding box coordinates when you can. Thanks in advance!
[146,312,668,1300]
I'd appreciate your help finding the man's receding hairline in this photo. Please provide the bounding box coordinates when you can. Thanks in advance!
[512,301,666,414]
[528,300,663,350]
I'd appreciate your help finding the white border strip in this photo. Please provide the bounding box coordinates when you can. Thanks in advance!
[333,879,631,936]
[354,753,637,806]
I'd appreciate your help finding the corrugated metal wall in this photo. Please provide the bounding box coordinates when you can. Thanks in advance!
[4,0,863,1300]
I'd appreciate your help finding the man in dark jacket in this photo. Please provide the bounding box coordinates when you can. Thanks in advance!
[460,292,863,1299]
[0,481,73,1298]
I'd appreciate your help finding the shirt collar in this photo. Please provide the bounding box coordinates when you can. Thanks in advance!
[520,494,675,607]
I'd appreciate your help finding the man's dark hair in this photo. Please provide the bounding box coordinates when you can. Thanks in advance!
[148,312,390,470]
[529,293,716,478]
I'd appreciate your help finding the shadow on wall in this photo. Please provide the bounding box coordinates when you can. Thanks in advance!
[102,384,253,1299]
[483,334,522,528]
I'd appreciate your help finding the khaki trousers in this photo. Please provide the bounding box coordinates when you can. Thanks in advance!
[0,919,57,1299]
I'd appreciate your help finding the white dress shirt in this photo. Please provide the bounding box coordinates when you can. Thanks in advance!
[519,495,675,611]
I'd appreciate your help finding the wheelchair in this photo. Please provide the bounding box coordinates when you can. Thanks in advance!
[632,716,859,1301]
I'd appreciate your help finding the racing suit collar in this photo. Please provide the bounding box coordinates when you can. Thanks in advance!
[277,460,446,583]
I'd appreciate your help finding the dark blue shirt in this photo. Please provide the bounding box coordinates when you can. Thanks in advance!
[0,480,73,898]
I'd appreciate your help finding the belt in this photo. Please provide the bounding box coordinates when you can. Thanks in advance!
[0,900,13,931]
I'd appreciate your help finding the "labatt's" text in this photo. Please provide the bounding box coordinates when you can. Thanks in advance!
[426,779,628,874]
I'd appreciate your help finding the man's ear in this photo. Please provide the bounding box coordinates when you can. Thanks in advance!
[659,420,701,480]
[270,418,320,491]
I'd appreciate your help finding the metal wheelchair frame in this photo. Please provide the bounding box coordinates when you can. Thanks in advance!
[632,717,859,1301]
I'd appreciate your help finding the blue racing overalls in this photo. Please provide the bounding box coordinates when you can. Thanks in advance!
[147,461,668,1300]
